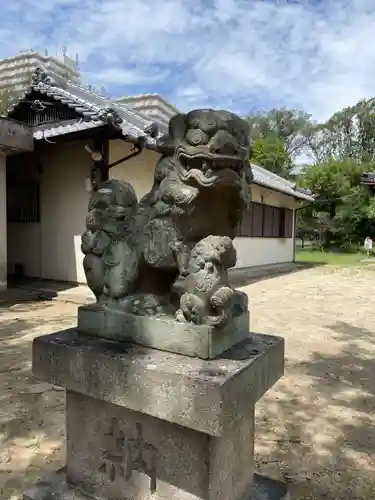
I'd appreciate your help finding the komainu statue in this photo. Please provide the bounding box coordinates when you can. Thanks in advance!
[81,109,252,331]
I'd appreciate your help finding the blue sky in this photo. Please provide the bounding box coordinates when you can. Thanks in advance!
[1,0,375,122]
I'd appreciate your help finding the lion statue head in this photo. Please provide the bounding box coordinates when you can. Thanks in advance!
[157,108,253,192]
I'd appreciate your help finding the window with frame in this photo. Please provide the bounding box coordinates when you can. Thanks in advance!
[7,181,40,222]
[237,202,293,238]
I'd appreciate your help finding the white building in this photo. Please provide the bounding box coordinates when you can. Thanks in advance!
[0,50,80,93]
[117,94,180,127]
[0,68,313,289]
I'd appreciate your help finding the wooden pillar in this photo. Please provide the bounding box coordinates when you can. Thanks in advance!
[91,137,109,189]
[101,138,109,182]
[0,154,7,289]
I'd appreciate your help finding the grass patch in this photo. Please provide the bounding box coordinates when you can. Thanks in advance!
[296,248,371,265]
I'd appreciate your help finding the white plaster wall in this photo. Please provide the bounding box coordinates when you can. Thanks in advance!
[233,184,297,268]
[251,184,298,209]
[36,139,157,283]
[109,140,159,199]
[5,137,300,283]
[7,140,159,284]
[39,141,91,282]
[0,155,7,289]
[234,236,295,268]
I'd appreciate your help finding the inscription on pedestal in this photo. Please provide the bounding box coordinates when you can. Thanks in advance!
[98,417,157,493]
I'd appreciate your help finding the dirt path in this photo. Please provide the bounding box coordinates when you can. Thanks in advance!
[242,266,375,499]
[1,266,375,499]
[0,297,75,500]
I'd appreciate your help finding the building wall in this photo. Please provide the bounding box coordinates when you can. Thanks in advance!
[6,138,299,284]
[116,95,178,128]
[7,223,41,277]
[7,152,40,278]
[39,141,91,282]
[7,141,91,282]
[0,51,80,92]
[233,184,298,268]
[108,140,159,198]
[234,235,295,268]
[6,140,160,283]
[0,155,7,289]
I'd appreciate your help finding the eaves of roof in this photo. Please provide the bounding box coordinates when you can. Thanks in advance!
[32,119,106,140]
[251,164,314,202]
[6,68,314,201]
[6,69,167,146]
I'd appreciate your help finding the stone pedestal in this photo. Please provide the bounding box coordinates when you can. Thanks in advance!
[77,291,250,360]
[26,329,288,500]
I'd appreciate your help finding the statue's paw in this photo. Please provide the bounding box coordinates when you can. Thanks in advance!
[211,286,234,308]
[175,309,187,323]
[175,306,203,325]
[206,314,228,327]
[211,296,223,309]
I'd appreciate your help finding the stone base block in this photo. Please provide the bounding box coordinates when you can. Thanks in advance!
[32,329,284,436]
[30,330,285,500]
[24,469,289,500]
[63,391,255,500]
[77,301,250,360]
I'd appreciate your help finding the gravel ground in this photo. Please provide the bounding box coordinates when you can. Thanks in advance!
[1,265,374,499]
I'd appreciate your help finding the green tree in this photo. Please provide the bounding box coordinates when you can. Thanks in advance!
[246,108,317,177]
[367,197,375,219]
[307,98,375,164]
[251,136,292,176]
[296,208,318,247]
[297,159,374,249]
[247,108,315,158]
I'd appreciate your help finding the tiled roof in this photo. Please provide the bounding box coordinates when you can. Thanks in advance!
[6,68,167,146]
[32,119,105,140]
[6,68,313,202]
[251,164,314,201]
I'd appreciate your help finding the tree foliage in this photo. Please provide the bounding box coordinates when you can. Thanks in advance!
[246,98,375,250]
[247,108,314,155]
[251,136,291,176]
[305,99,375,164]
[246,108,317,177]
[297,160,375,249]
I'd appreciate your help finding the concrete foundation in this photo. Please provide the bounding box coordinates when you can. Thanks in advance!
[28,329,287,500]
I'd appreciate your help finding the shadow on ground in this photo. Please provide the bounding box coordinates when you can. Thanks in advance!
[229,262,325,288]
[0,295,76,500]
[255,320,375,499]
[1,276,375,500]
[7,277,80,298]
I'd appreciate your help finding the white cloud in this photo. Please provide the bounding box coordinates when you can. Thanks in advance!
[86,68,170,88]
[1,0,375,121]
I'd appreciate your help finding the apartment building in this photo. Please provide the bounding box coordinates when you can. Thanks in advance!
[0,50,80,93]
[117,93,179,127]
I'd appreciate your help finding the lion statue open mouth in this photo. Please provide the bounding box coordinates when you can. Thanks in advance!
[81,108,253,327]
[176,150,244,188]
[158,108,252,191]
